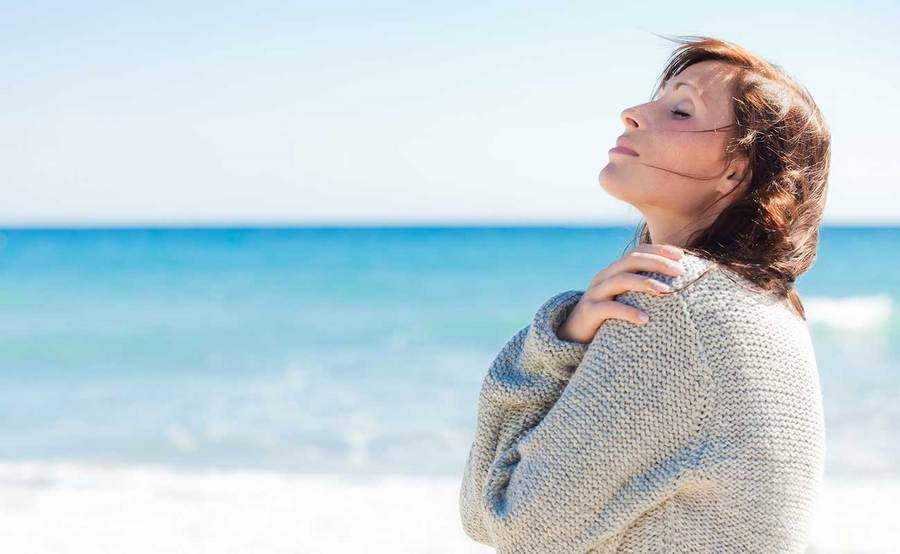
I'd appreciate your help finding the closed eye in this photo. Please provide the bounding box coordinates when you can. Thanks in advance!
[671,109,691,119]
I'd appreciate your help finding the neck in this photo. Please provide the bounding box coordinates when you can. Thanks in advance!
[642,209,716,248]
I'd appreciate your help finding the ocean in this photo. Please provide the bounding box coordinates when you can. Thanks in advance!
[1,226,897,552]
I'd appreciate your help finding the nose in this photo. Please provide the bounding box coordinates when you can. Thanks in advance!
[620,106,643,129]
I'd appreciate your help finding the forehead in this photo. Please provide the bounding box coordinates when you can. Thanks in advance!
[663,60,738,98]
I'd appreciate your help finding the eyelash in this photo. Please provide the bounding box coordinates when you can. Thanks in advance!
[671,109,691,119]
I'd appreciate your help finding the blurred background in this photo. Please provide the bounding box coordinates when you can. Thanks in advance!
[1,1,898,553]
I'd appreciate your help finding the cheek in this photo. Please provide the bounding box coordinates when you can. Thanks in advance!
[652,133,721,172]
[599,133,725,214]
[653,180,713,215]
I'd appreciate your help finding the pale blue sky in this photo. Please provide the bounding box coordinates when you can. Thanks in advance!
[2,1,898,225]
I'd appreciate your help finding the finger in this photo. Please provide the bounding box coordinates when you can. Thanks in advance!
[587,271,672,301]
[603,251,685,282]
[632,243,685,261]
[590,299,649,326]
[588,246,685,289]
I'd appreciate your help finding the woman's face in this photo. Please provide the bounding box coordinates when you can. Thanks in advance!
[598,60,748,225]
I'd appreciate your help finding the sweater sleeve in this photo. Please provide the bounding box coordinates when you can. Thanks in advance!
[458,286,711,553]
[458,289,590,544]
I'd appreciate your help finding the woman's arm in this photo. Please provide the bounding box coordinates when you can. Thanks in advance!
[458,289,590,544]
[458,286,711,553]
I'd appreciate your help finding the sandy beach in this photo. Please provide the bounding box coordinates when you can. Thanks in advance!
[0,461,894,553]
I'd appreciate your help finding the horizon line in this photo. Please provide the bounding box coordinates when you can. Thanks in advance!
[0,219,897,231]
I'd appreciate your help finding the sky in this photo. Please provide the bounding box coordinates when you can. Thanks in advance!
[2,0,898,226]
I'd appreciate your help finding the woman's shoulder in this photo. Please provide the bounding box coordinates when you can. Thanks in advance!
[645,251,804,335]
[623,250,721,303]
[678,250,719,275]
[633,251,771,303]
[612,250,784,330]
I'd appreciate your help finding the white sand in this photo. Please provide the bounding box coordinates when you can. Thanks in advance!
[0,461,894,553]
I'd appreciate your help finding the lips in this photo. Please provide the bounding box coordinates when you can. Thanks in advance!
[614,137,639,156]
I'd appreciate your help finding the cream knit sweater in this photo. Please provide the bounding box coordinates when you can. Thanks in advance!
[458,252,826,553]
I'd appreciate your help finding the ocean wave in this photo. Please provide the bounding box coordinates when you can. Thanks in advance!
[805,295,893,331]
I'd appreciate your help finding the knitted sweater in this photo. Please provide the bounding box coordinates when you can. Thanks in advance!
[458,252,826,553]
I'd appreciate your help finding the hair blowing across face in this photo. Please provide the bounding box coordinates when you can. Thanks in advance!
[626,34,831,320]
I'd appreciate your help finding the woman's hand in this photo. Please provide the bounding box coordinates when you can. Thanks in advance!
[556,244,686,343]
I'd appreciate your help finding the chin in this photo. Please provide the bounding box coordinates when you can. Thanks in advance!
[598,163,630,202]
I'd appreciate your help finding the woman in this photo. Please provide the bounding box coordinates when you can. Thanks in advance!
[458,36,830,553]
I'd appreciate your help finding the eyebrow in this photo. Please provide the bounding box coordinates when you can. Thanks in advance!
[658,79,706,107]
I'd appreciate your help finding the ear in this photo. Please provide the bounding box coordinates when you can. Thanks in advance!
[719,155,751,193]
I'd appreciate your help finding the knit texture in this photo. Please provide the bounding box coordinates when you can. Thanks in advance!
[458,252,826,553]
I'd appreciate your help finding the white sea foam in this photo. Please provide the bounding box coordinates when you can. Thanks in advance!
[805,295,893,331]
[0,461,895,553]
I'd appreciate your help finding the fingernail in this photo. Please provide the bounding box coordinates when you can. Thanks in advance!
[650,280,671,292]
[638,312,649,323]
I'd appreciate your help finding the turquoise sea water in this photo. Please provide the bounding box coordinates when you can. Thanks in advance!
[0,226,897,478]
